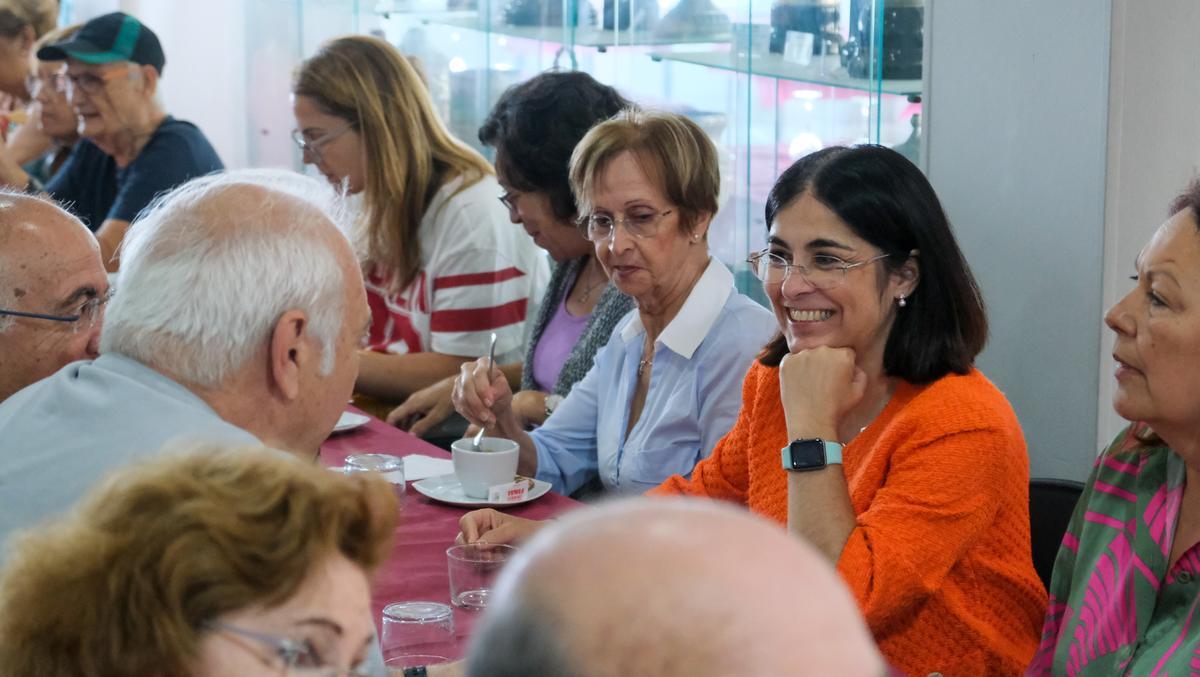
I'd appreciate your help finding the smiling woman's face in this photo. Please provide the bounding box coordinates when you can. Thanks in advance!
[190,553,376,676]
[1105,209,1200,433]
[765,192,915,370]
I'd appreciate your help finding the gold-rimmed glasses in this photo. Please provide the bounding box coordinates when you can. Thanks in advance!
[583,208,673,242]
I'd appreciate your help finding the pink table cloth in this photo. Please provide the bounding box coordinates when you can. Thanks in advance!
[320,411,580,661]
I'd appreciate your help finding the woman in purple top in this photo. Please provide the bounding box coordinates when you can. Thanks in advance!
[529,285,593,392]
[387,72,634,437]
[1028,181,1200,674]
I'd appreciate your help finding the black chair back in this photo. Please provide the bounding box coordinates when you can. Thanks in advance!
[1029,478,1085,589]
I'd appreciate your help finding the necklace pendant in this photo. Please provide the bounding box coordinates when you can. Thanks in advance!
[637,357,652,376]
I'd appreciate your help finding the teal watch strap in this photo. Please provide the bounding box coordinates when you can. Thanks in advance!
[822,440,843,465]
[781,438,844,471]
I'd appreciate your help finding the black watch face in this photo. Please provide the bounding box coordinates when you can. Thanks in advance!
[787,440,827,470]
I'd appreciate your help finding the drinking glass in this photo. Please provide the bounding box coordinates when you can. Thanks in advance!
[446,543,516,610]
[381,601,455,667]
[345,453,406,496]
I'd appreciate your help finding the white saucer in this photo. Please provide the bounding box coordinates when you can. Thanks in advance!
[331,412,370,434]
[412,473,551,508]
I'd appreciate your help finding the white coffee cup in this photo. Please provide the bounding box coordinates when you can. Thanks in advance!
[451,437,519,499]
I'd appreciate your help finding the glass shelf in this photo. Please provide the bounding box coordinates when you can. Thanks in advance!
[411,13,731,48]
[650,50,921,96]
[261,0,926,296]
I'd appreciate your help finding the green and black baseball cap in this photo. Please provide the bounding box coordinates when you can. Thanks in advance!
[37,12,165,74]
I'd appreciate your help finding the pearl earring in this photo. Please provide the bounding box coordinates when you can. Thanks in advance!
[898,295,907,308]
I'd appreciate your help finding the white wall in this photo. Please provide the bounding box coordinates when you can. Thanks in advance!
[925,1,1113,481]
[1097,0,1200,448]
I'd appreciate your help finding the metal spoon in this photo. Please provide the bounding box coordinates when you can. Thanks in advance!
[473,332,497,451]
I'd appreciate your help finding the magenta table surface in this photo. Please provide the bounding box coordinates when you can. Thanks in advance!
[320,410,580,660]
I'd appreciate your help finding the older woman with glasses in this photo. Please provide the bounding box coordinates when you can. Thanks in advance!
[8,23,82,190]
[0,446,398,675]
[457,145,1046,674]
[453,109,776,498]
[0,16,81,192]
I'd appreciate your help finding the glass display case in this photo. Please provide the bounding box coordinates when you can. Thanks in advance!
[248,0,924,297]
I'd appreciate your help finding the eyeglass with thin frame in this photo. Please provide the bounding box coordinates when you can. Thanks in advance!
[0,289,112,332]
[497,189,518,214]
[63,63,133,98]
[25,71,68,98]
[583,208,673,242]
[208,621,372,677]
[746,250,890,290]
[291,122,354,165]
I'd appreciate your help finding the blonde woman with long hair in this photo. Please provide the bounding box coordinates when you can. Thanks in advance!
[293,35,548,407]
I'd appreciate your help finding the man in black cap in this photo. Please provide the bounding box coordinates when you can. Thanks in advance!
[35,11,223,271]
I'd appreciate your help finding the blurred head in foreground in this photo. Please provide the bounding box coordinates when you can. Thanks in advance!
[0,445,397,675]
[467,498,886,677]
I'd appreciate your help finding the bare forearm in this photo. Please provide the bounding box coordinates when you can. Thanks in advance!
[96,219,132,272]
[498,362,522,390]
[786,467,857,562]
[6,122,51,166]
[784,418,857,562]
[357,350,472,400]
[0,146,28,188]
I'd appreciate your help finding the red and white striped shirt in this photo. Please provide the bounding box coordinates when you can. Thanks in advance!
[363,175,548,363]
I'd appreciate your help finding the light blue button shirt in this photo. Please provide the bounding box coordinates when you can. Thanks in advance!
[531,258,777,496]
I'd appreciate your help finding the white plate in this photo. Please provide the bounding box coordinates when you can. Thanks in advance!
[412,473,551,508]
[331,412,371,434]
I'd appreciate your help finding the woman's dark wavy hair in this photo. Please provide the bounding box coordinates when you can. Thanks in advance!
[758,145,988,384]
[479,71,630,222]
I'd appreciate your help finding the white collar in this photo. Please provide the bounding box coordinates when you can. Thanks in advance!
[620,257,735,359]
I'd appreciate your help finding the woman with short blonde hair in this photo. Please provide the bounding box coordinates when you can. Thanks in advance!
[0,447,397,675]
[293,35,547,410]
[569,108,720,234]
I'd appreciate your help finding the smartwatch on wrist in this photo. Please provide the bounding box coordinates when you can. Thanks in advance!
[781,438,843,472]
[544,394,564,419]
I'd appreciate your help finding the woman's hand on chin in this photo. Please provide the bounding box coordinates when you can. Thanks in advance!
[778,346,867,439]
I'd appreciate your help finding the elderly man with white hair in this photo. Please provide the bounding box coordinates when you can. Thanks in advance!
[0,168,370,549]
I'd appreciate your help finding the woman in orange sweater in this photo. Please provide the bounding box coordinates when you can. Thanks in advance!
[458,146,1046,675]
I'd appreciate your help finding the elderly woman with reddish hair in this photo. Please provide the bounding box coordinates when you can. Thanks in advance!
[0,446,397,675]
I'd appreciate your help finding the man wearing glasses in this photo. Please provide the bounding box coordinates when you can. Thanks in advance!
[0,191,107,403]
[36,12,223,272]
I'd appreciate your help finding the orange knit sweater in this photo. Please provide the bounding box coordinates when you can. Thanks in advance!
[652,363,1047,676]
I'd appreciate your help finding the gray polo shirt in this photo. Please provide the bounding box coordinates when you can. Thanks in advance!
[0,353,392,675]
[0,353,258,551]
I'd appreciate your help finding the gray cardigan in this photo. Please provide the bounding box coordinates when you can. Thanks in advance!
[520,256,635,396]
